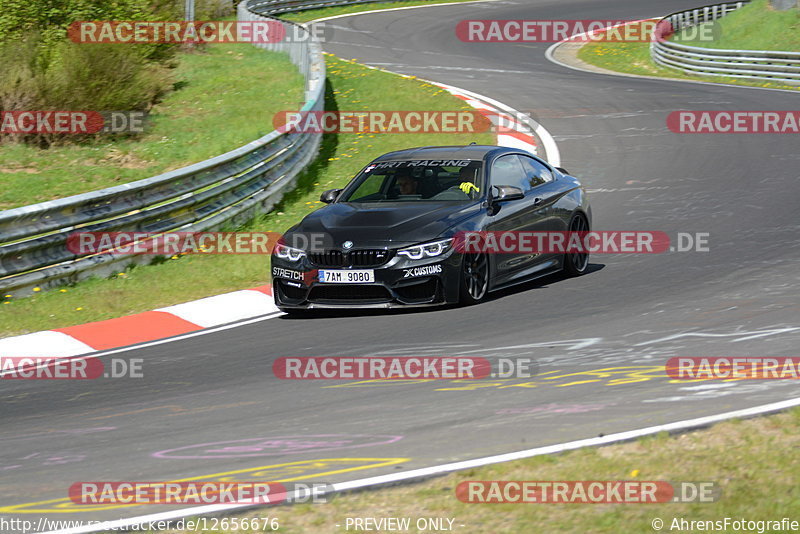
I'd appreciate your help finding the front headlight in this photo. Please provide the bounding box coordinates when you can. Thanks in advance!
[397,238,453,260]
[274,242,306,262]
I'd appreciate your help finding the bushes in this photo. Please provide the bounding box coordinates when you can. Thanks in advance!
[0,0,231,147]
[46,41,169,111]
[0,0,180,46]
[0,33,172,147]
[0,0,234,46]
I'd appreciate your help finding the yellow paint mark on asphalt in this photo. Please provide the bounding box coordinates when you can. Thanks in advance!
[556,380,601,387]
[0,458,408,513]
[435,380,511,391]
[498,381,538,389]
[327,366,697,391]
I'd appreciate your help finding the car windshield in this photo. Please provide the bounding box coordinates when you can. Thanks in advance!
[337,159,484,202]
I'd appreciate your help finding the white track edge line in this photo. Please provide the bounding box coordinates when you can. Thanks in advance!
[543,19,800,95]
[43,396,800,533]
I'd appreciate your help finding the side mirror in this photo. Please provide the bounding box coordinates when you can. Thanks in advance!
[491,185,525,203]
[555,167,569,175]
[320,188,342,204]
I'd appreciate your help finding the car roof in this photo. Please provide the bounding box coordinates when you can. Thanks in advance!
[372,145,517,162]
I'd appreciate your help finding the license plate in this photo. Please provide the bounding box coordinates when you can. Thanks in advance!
[318,269,375,283]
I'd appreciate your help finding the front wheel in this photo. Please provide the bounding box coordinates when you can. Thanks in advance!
[459,253,490,305]
[563,213,590,277]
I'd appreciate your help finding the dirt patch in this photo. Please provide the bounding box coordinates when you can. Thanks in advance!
[95,148,152,169]
[0,165,38,174]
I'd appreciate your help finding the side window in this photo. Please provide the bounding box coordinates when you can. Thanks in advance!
[490,155,529,192]
[518,155,554,188]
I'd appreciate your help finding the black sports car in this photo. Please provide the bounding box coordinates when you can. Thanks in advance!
[270,145,591,311]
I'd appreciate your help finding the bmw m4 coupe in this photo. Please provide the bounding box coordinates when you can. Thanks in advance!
[271,145,591,312]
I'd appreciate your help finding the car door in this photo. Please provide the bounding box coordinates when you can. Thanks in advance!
[484,154,555,287]
[516,154,565,269]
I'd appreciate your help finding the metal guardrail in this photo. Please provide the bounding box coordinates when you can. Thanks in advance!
[651,1,800,84]
[247,0,392,16]
[0,0,326,295]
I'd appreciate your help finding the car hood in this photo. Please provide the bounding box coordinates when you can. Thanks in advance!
[286,201,478,249]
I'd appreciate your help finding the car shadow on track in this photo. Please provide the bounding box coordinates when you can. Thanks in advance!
[279,263,605,320]
[484,262,605,304]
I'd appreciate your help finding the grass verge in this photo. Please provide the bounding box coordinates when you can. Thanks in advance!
[279,0,479,23]
[576,20,799,92]
[0,43,304,209]
[0,55,492,336]
[148,407,800,533]
[677,0,800,51]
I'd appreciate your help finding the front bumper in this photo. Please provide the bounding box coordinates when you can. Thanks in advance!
[271,251,462,309]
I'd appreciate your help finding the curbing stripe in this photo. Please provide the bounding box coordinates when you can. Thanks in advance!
[0,330,95,358]
[431,81,558,165]
[497,133,538,153]
[1,285,278,357]
[157,289,279,329]
[430,82,539,155]
[54,311,202,351]
[247,284,274,296]
[499,129,538,145]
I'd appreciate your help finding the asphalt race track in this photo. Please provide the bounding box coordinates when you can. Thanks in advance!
[2,0,799,527]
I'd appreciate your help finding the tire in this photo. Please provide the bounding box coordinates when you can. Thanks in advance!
[563,213,590,277]
[459,253,490,305]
